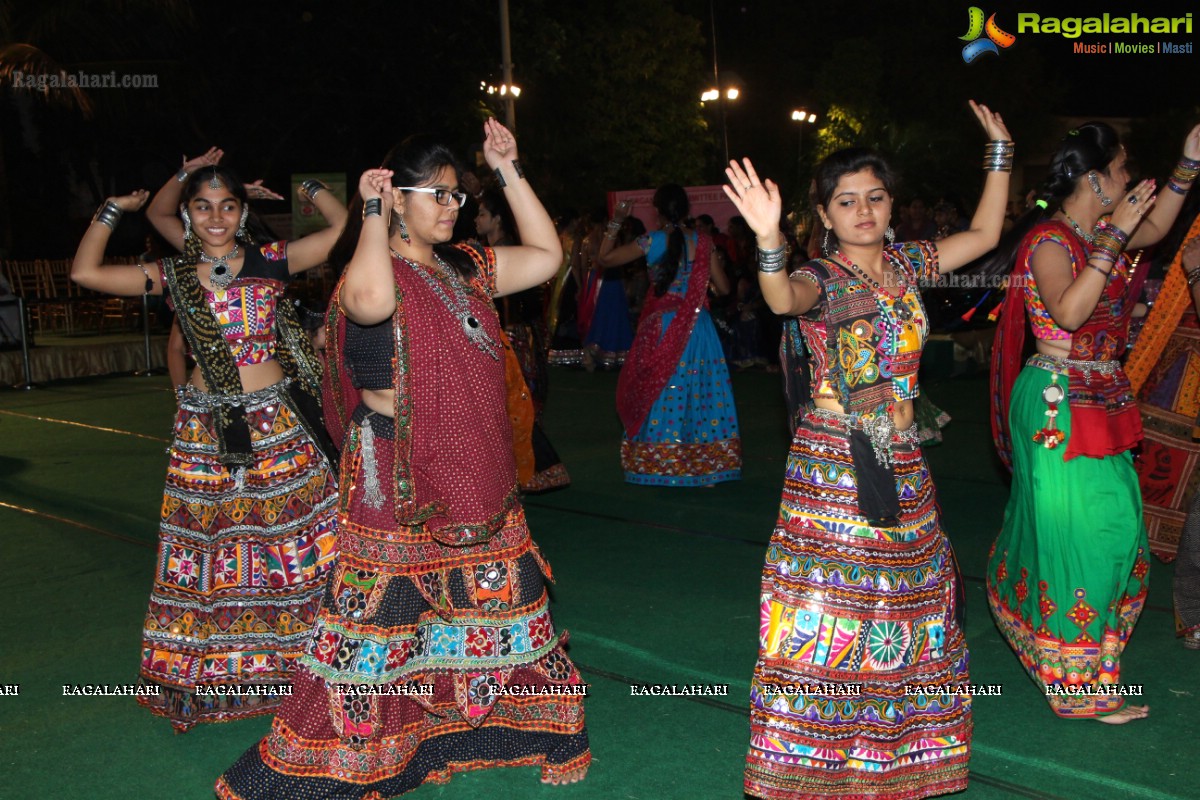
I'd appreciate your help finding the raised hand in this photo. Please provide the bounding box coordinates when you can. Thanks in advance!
[248,180,284,201]
[182,147,223,174]
[359,168,395,217]
[1183,236,1200,271]
[110,190,150,213]
[1108,178,1157,233]
[482,117,518,170]
[969,100,1011,142]
[1181,123,1200,162]
[722,158,782,241]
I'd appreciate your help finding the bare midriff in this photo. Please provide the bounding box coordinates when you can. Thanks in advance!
[813,395,915,431]
[187,360,286,394]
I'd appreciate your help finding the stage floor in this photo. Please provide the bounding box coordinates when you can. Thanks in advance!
[0,368,1193,800]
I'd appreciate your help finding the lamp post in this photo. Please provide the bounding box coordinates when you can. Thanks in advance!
[702,85,741,165]
[791,109,817,187]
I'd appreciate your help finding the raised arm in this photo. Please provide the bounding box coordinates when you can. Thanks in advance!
[1033,179,1156,332]
[338,169,398,325]
[1128,123,1200,250]
[596,200,644,268]
[285,180,350,273]
[484,119,561,297]
[934,101,1013,273]
[146,147,223,251]
[724,158,821,317]
[70,191,163,297]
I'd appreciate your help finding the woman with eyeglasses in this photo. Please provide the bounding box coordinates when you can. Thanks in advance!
[69,153,347,732]
[216,119,589,799]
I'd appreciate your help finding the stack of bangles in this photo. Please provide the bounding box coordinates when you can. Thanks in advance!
[93,201,123,230]
[362,198,382,219]
[1167,155,1200,195]
[983,140,1015,172]
[602,219,622,239]
[1088,222,1129,276]
[1187,265,1200,288]
[758,244,787,273]
[301,179,328,200]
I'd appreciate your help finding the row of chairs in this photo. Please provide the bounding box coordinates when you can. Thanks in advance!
[2,258,143,335]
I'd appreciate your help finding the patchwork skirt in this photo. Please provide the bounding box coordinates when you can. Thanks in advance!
[139,381,339,731]
[216,408,589,798]
[746,408,970,800]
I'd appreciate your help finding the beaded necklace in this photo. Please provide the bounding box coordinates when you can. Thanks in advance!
[392,249,499,360]
[1060,210,1097,245]
[832,250,915,323]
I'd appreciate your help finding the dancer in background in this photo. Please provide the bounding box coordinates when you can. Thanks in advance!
[987,121,1200,721]
[70,156,346,731]
[217,119,589,799]
[598,185,740,486]
[728,101,1011,798]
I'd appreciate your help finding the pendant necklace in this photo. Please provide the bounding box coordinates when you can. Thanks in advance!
[1060,211,1096,245]
[200,243,241,291]
[833,250,914,323]
[393,249,499,360]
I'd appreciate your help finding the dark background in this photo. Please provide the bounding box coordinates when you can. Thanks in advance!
[0,0,1194,257]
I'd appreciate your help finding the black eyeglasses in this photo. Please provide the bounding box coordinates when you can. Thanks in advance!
[397,187,468,208]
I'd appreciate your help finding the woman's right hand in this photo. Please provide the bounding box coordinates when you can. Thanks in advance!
[359,168,395,218]
[612,198,634,222]
[181,147,223,174]
[1108,178,1156,235]
[723,158,782,243]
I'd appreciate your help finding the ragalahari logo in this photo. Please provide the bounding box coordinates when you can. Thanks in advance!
[960,7,1016,62]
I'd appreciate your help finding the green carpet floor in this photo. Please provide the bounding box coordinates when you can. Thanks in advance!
[0,367,1195,800]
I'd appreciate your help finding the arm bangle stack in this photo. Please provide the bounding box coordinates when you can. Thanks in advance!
[758,244,787,273]
[93,201,124,230]
[175,168,190,183]
[301,179,327,200]
[983,140,1015,172]
[1187,268,1200,288]
[362,198,383,219]
[1091,223,1128,264]
[603,219,622,239]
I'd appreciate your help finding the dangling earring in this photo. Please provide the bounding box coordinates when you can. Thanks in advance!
[821,227,832,257]
[397,212,411,244]
[181,208,194,241]
[1087,172,1113,207]
[885,226,896,244]
[236,206,250,243]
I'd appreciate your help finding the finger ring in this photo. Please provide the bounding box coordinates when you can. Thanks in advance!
[1128,195,1138,204]
[744,184,752,191]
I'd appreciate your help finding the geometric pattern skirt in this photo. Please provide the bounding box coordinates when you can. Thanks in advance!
[987,363,1149,717]
[746,408,971,800]
[138,381,339,731]
[215,409,589,798]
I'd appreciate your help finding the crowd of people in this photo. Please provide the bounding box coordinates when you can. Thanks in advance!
[65,102,1200,799]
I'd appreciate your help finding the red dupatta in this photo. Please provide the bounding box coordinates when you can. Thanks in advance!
[616,231,712,434]
[991,220,1142,469]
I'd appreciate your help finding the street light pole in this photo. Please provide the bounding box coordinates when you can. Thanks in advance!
[499,0,515,131]
[710,0,729,165]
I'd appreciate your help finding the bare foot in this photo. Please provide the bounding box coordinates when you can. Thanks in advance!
[541,766,588,785]
[1095,704,1150,724]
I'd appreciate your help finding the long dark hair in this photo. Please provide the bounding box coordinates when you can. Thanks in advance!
[652,184,689,296]
[329,135,474,278]
[813,148,899,256]
[975,122,1122,278]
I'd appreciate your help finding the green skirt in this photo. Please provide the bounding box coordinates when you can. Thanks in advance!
[987,362,1149,718]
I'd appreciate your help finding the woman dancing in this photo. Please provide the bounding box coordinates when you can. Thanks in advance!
[597,185,740,486]
[216,119,589,798]
[69,156,347,731]
[988,122,1200,721]
[726,101,1011,798]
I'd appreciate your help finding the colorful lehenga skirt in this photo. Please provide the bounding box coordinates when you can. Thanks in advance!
[620,309,741,486]
[746,408,971,800]
[139,381,339,731]
[216,410,590,799]
[986,363,1149,717]
[582,270,633,369]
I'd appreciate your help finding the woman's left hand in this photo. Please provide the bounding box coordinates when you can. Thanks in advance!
[969,100,1011,142]
[1181,123,1200,161]
[482,117,518,170]
[1182,236,1200,271]
[247,180,284,201]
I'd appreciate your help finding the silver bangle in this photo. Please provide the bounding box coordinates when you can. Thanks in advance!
[301,179,327,200]
[175,168,189,183]
[758,244,787,273]
[362,197,383,219]
[93,201,124,230]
